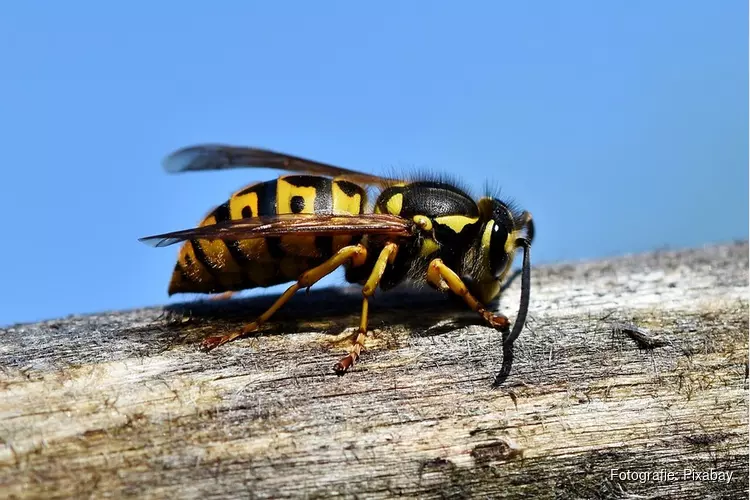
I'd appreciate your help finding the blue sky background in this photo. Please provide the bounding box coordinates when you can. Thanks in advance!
[1,1,747,326]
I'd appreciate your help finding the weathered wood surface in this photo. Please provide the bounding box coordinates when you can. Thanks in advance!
[1,242,748,499]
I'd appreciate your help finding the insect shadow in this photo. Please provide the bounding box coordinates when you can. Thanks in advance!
[160,284,519,382]
[162,286,478,337]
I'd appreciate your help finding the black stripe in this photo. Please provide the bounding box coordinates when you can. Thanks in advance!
[215,201,254,266]
[234,181,262,197]
[258,180,285,258]
[267,235,285,258]
[315,235,334,258]
[257,179,278,216]
[335,179,363,198]
[282,175,329,189]
[189,240,221,278]
[226,239,254,265]
[214,201,231,221]
[313,177,332,212]
[174,262,193,282]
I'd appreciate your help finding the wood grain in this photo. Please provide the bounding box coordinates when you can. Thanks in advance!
[1,242,747,499]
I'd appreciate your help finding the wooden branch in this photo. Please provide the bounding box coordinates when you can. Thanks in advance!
[1,242,747,499]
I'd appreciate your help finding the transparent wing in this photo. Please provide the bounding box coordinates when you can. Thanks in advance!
[163,144,397,186]
[139,213,414,248]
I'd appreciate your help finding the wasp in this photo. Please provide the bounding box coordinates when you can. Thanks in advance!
[140,144,534,374]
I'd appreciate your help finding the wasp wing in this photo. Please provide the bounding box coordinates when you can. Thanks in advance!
[139,213,414,248]
[163,144,397,186]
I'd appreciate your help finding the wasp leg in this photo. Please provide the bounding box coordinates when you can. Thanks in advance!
[426,258,511,331]
[201,244,368,350]
[334,242,398,375]
[209,291,235,301]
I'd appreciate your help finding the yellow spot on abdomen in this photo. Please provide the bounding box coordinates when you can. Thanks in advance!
[332,181,364,251]
[229,190,259,219]
[332,181,364,215]
[278,177,319,257]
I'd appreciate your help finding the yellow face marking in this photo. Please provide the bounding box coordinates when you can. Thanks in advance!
[385,193,403,215]
[505,230,520,255]
[477,281,501,304]
[474,222,516,303]
[489,228,521,288]
[481,221,494,250]
[434,215,479,233]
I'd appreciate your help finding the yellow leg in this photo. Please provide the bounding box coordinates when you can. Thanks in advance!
[426,258,510,330]
[334,242,398,374]
[201,244,368,350]
[209,291,235,301]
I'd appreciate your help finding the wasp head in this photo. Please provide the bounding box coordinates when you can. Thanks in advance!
[467,198,533,305]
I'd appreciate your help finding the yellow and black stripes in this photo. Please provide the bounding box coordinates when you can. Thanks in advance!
[214,201,253,267]
[168,175,367,295]
[275,176,330,259]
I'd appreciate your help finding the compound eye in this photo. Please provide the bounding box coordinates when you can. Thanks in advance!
[489,222,509,278]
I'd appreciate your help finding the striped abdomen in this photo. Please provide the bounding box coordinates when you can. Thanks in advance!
[169,175,367,295]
